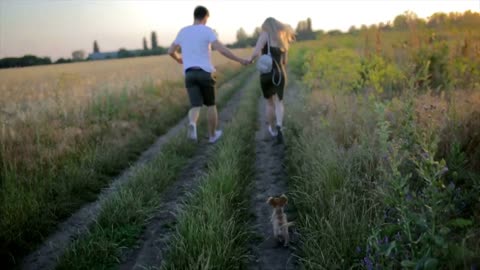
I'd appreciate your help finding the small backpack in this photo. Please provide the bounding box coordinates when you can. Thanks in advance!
[256,33,273,74]
[256,33,282,86]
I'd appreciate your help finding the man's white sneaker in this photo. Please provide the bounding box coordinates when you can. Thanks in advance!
[208,130,223,144]
[268,125,278,137]
[187,123,197,141]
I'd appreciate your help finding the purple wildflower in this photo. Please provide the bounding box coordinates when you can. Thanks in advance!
[435,166,449,178]
[364,257,374,270]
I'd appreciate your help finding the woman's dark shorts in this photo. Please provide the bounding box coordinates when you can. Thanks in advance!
[260,66,286,100]
[185,68,216,107]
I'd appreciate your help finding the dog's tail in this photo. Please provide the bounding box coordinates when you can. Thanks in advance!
[281,222,294,228]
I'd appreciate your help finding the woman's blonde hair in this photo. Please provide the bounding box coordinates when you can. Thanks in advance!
[261,17,295,51]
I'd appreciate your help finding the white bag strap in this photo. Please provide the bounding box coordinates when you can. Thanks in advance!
[272,60,282,86]
[266,33,271,55]
[267,32,282,86]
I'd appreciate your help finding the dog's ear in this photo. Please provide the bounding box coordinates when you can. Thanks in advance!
[266,197,274,206]
[279,194,288,205]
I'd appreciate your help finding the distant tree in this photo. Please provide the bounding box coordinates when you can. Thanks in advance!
[236,28,248,43]
[327,29,343,36]
[0,55,51,68]
[93,40,100,53]
[231,28,251,48]
[151,47,167,55]
[296,20,306,34]
[227,27,258,48]
[55,58,72,64]
[379,22,392,31]
[252,27,262,40]
[348,26,359,34]
[151,31,158,49]
[72,50,85,61]
[393,14,408,30]
[143,37,148,50]
[393,11,424,31]
[307,18,312,32]
[43,57,52,65]
[296,18,315,40]
[118,48,133,58]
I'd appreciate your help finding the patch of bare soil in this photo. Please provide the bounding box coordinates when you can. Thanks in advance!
[248,82,299,270]
[117,74,253,270]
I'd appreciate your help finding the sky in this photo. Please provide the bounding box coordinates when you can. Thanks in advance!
[0,0,479,60]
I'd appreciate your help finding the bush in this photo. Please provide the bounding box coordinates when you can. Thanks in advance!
[413,42,452,91]
[357,55,405,96]
[303,48,362,92]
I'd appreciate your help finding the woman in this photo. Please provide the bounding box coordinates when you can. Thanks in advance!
[249,17,295,143]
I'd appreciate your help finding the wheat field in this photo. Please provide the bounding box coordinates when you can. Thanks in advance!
[0,49,252,267]
[0,49,250,125]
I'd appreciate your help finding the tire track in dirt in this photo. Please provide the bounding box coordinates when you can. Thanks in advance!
[248,83,298,270]
[117,75,255,270]
[20,71,254,270]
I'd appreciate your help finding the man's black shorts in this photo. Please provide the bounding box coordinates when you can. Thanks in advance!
[185,68,216,107]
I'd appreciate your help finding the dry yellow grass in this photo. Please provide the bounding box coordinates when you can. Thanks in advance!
[0,48,251,174]
[0,48,254,266]
[308,88,480,169]
[0,49,250,124]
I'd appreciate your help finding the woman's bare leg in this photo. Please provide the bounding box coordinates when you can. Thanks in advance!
[273,94,284,127]
[266,96,276,129]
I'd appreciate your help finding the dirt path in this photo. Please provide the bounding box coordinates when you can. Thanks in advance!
[248,84,298,269]
[117,76,254,270]
[20,72,253,270]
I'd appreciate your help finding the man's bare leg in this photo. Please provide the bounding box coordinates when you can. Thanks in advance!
[187,107,201,140]
[207,105,222,143]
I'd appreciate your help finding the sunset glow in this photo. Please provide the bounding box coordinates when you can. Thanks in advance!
[0,0,478,59]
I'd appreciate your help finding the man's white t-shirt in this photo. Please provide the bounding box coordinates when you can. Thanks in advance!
[173,25,217,73]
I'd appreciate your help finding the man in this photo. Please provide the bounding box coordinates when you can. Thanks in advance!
[168,5,249,143]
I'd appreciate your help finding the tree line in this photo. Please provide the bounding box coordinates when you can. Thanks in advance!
[1,11,478,69]
[0,31,167,68]
[228,18,316,48]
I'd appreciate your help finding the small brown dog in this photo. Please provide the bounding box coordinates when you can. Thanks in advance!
[267,194,292,246]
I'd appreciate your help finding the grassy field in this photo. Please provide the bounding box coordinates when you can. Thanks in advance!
[2,11,480,270]
[286,21,480,269]
[0,50,249,121]
[0,50,250,266]
[162,78,258,270]
[57,72,259,270]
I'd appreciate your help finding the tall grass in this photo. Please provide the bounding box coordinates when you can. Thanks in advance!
[56,134,197,270]
[286,34,480,267]
[162,78,258,269]
[57,69,257,270]
[0,60,250,267]
[286,85,382,269]
[286,80,480,268]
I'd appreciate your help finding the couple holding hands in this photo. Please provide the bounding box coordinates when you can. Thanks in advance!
[168,6,295,144]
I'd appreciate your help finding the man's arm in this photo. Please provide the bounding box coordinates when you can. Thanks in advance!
[211,40,249,65]
[168,42,183,64]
